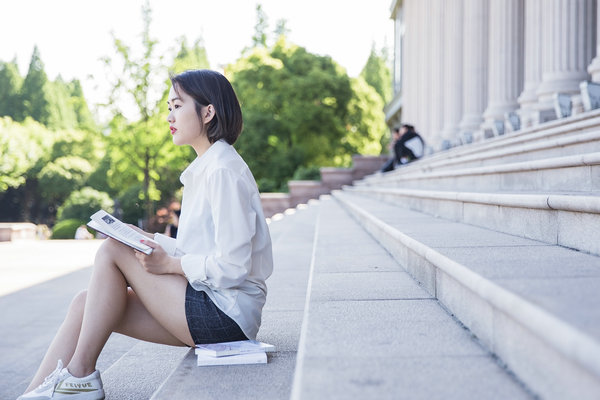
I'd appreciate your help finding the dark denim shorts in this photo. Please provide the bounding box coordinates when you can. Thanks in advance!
[184,283,248,345]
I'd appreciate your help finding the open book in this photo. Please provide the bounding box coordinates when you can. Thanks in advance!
[87,210,156,255]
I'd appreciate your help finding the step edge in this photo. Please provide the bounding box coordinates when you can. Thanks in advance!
[334,191,600,379]
[346,186,600,214]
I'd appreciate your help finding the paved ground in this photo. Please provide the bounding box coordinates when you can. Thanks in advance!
[0,239,106,399]
[0,239,102,296]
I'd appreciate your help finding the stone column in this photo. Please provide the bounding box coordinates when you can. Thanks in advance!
[441,0,464,144]
[400,0,414,126]
[482,0,524,132]
[428,0,445,147]
[536,0,596,121]
[415,0,433,142]
[588,0,600,81]
[518,0,543,128]
[458,0,488,140]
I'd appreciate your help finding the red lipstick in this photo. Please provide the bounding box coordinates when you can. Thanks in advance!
[170,126,177,135]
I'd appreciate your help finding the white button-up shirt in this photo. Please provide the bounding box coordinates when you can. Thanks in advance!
[154,140,273,339]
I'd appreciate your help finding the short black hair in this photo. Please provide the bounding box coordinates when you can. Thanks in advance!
[401,124,415,132]
[170,70,243,145]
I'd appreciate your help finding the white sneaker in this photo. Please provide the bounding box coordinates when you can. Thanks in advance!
[18,360,104,400]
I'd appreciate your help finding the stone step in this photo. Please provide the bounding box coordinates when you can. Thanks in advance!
[102,341,189,400]
[369,109,600,179]
[359,151,600,193]
[290,196,533,400]
[150,201,320,400]
[333,191,600,400]
[344,185,600,256]
[0,266,139,400]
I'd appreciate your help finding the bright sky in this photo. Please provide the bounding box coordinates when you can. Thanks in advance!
[0,0,393,115]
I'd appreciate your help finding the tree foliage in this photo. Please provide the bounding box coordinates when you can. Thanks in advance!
[21,46,52,125]
[57,186,114,221]
[0,60,24,119]
[228,36,386,191]
[101,1,210,225]
[0,117,53,192]
[252,5,269,48]
[360,45,392,104]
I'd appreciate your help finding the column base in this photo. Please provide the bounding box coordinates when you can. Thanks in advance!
[588,55,600,83]
[533,109,557,125]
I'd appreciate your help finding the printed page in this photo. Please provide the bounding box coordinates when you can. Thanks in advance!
[88,210,155,254]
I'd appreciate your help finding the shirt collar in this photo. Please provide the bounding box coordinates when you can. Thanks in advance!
[180,140,227,184]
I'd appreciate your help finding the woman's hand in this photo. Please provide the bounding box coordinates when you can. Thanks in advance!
[134,240,183,275]
[127,224,154,239]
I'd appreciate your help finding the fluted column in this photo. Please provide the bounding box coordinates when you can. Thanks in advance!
[429,0,445,147]
[518,0,543,128]
[441,0,464,142]
[459,0,489,137]
[400,0,415,127]
[414,0,433,141]
[536,0,595,120]
[482,0,524,129]
[588,0,600,81]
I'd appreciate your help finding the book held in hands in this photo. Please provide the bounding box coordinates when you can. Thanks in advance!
[194,340,275,366]
[87,210,157,255]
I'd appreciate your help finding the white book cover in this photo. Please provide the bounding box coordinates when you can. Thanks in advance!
[195,340,276,357]
[196,351,267,367]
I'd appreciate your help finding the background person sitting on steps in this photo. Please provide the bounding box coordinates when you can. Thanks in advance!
[381,124,425,172]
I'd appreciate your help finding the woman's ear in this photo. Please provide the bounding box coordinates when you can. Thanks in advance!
[203,104,215,124]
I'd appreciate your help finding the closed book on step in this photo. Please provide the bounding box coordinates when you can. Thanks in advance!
[196,351,267,367]
[195,340,275,357]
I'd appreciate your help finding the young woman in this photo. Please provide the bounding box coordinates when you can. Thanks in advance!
[19,69,273,400]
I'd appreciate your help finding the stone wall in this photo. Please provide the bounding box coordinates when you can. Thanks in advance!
[260,155,387,218]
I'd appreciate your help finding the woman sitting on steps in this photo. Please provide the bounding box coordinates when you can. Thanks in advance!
[18,69,273,400]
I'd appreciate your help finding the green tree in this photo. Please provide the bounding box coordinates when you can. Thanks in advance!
[345,77,387,155]
[102,2,210,225]
[0,117,51,192]
[21,46,52,125]
[0,60,24,119]
[68,79,97,132]
[170,37,210,73]
[274,19,290,38]
[37,156,94,209]
[46,76,78,130]
[152,38,210,204]
[252,4,269,48]
[360,45,392,104]
[57,187,113,221]
[229,37,354,190]
[101,1,168,225]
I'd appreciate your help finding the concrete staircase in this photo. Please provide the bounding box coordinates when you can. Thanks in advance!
[3,110,600,399]
[329,111,600,399]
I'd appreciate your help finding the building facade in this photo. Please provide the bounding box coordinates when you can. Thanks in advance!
[386,0,599,150]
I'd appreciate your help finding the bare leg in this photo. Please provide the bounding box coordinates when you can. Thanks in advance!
[24,238,194,391]
[24,291,87,392]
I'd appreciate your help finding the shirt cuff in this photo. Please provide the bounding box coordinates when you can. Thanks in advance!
[181,254,209,287]
[153,233,178,256]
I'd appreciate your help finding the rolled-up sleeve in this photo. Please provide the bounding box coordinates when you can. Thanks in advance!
[153,233,177,256]
[181,168,257,289]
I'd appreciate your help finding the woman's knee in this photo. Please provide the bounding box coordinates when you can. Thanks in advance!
[68,290,87,320]
[95,238,133,266]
